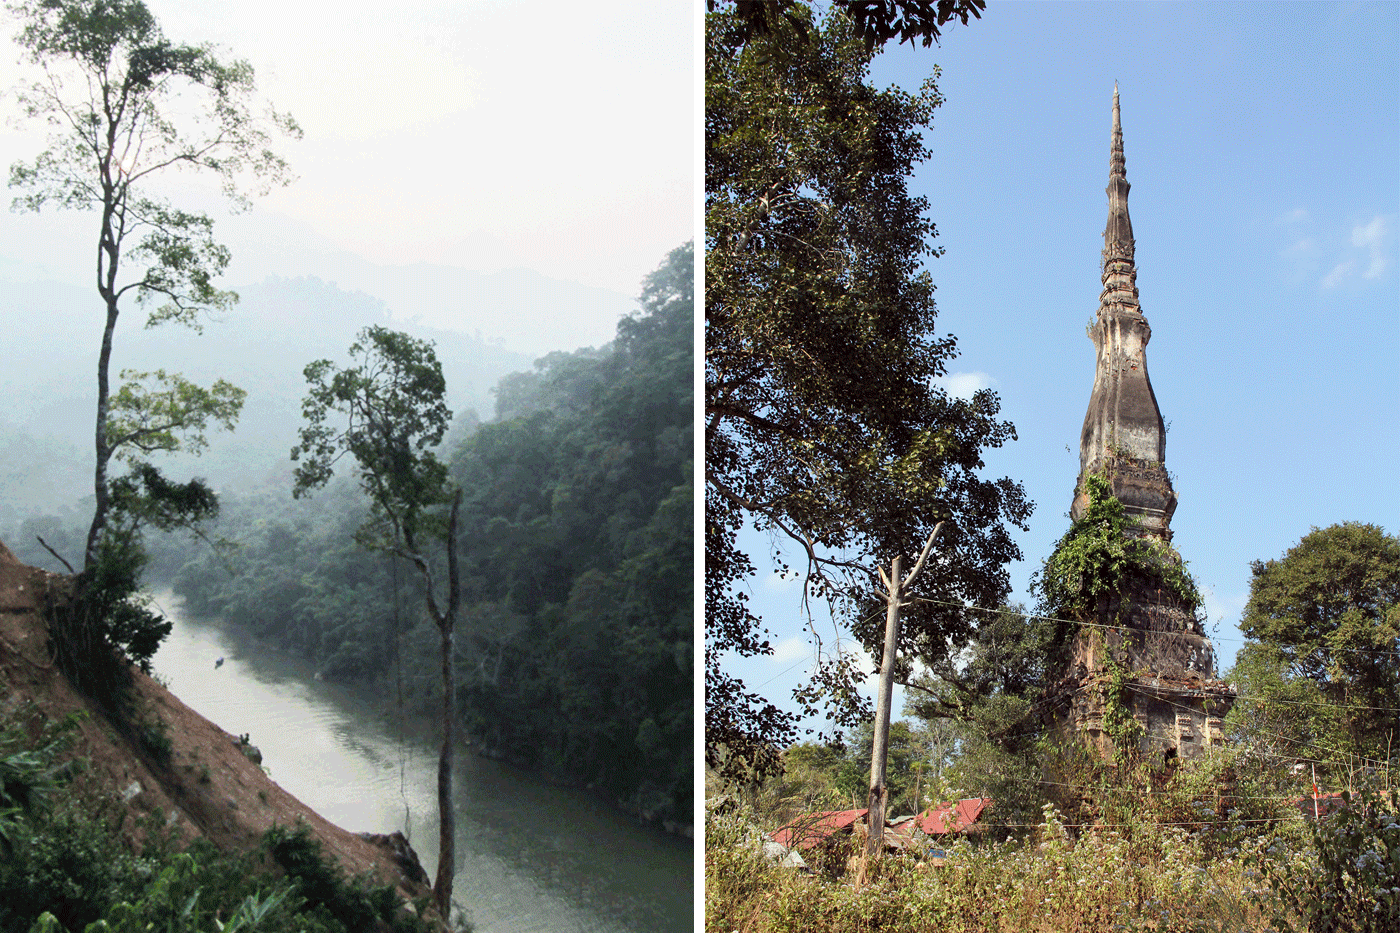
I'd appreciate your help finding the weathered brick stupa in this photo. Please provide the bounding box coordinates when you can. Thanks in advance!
[1059,86,1234,764]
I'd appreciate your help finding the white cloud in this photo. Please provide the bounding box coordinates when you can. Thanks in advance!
[762,568,804,591]
[934,371,997,400]
[1200,584,1248,632]
[1352,216,1389,279]
[1320,215,1391,288]
[1321,260,1356,289]
[768,637,811,665]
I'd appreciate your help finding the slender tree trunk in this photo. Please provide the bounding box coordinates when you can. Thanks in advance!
[84,296,121,569]
[862,555,902,880]
[433,620,456,919]
[85,180,123,571]
[431,490,462,921]
[858,522,944,886]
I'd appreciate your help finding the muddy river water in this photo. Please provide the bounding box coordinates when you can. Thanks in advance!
[148,592,692,933]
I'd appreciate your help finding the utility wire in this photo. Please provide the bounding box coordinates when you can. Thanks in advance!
[1227,692,1400,714]
[1072,671,1400,715]
[1029,777,1319,802]
[954,816,1318,830]
[756,605,886,689]
[1122,683,1391,768]
[757,655,812,689]
[905,596,1399,657]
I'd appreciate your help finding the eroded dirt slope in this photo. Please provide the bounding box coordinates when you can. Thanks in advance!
[0,539,432,907]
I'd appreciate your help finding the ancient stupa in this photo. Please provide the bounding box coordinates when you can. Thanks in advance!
[1058,86,1234,764]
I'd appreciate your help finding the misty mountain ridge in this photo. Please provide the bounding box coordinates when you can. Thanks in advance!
[0,260,639,522]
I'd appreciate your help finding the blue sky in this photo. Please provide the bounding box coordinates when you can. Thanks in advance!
[723,1,1399,740]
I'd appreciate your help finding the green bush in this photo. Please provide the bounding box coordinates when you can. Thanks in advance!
[134,715,173,768]
[26,854,295,933]
[262,822,426,933]
[46,536,171,721]
[0,792,153,933]
[0,711,431,933]
[1255,784,1400,933]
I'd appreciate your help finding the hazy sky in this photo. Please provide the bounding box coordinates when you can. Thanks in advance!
[0,0,694,296]
[726,1,1399,739]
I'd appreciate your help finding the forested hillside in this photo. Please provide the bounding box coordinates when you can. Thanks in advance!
[170,244,694,828]
[0,275,531,523]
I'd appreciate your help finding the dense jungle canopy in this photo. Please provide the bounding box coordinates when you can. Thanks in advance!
[155,243,694,826]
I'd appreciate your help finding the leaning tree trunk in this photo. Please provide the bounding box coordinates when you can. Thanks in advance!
[859,523,945,887]
[84,298,121,570]
[861,555,902,883]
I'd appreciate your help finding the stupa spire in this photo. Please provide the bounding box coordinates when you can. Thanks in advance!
[1073,85,1176,538]
[1055,87,1234,770]
[1102,81,1137,307]
[1110,82,1125,178]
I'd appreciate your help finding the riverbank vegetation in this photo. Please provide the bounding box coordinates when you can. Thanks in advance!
[0,702,436,933]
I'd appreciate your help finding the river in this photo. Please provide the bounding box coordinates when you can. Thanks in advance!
[147,593,693,933]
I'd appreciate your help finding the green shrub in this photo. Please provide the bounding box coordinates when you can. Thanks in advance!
[0,792,153,933]
[134,715,173,768]
[262,822,428,933]
[46,536,171,721]
[1255,784,1400,933]
[1,704,84,831]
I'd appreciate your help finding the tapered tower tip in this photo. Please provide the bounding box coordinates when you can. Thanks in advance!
[1078,84,1173,537]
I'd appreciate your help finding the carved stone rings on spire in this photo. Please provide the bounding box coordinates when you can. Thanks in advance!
[1102,83,1138,308]
[1074,85,1175,539]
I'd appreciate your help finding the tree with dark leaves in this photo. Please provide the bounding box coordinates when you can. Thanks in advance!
[293,326,460,920]
[1233,522,1400,765]
[706,3,1029,782]
[708,0,986,49]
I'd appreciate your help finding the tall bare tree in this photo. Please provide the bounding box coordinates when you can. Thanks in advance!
[6,0,299,568]
[293,325,461,921]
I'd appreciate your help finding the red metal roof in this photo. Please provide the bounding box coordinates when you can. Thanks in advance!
[1291,792,1348,821]
[909,798,991,836]
[770,798,991,851]
[770,808,867,850]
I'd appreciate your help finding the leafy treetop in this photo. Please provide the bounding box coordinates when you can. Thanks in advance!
[7,0,298,568]
[292,325,454,550]
[706,4,1029,779]
[8,0,300,328]
[1235,522,1399,760]
[708,0,986,49]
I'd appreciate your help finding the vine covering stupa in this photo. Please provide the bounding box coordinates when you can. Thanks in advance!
[1056,86,1234,764]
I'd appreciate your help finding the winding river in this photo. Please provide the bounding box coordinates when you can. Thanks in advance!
[148,593,692,933]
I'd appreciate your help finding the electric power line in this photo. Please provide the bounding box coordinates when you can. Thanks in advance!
[1122,683,1392,769]
[905,596,1399,657]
